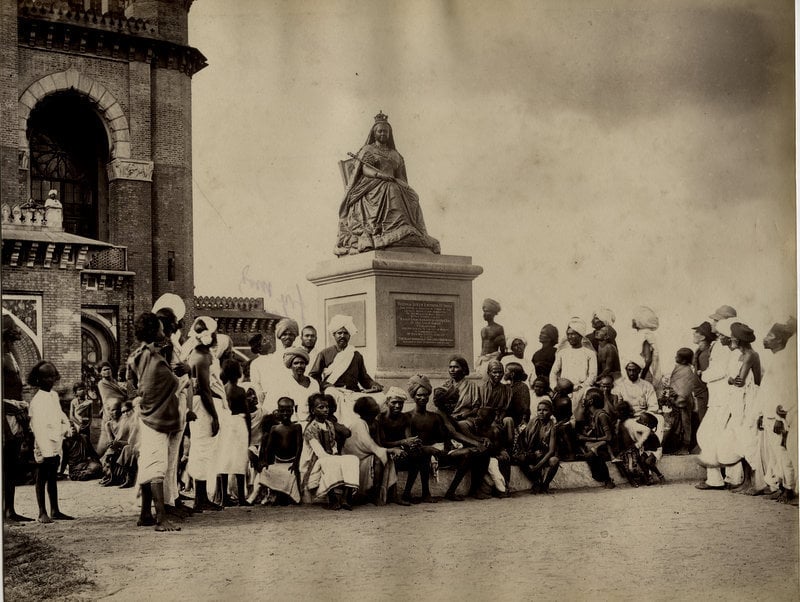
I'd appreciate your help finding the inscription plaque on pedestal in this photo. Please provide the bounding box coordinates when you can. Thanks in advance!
[395,299,455,347]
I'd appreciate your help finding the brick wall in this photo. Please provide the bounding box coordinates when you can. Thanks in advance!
[150,66,194,315]
[82,278,136,364]
[0,3,19,205]
[3,266,83,400]
[128,0,189,45]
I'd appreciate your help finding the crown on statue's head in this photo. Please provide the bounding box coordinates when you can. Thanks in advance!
[374,110,389,124]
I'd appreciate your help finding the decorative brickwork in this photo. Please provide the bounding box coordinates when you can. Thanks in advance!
[1,0,204,399]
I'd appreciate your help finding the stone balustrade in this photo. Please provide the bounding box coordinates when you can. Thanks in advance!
[1,201,63,231]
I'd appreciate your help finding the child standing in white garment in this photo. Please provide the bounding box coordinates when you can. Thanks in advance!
[28,361,74,523]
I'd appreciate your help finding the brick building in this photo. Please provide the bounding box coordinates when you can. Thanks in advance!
[1,0,206,396]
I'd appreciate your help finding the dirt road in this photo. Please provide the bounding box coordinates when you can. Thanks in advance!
[5,480,798,601]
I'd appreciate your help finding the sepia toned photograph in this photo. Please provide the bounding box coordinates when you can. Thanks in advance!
[1,0,797,599]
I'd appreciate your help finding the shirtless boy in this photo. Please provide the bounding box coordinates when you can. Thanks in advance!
[260,397,303,505]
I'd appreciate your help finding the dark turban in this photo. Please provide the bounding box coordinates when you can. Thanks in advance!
[407,374,432,397]
[730,322,755,344]
[283,347,310,368]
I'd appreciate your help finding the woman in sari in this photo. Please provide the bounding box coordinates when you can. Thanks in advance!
[96,361,127,455]
[335,111,440,256]
[442,355,482,420]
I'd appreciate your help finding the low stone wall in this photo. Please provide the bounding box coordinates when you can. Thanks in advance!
[395,454,706,497]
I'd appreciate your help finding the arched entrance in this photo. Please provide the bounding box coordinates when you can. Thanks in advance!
[26,90,110,240]
[81,312,118,373]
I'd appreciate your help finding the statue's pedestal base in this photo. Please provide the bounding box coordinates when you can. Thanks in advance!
[307,250,483,389]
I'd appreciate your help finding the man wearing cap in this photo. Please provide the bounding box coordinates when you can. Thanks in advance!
[308,314,383,426]
[549,318,597,419]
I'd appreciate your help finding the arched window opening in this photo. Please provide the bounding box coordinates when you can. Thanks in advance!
[27,91,110,240]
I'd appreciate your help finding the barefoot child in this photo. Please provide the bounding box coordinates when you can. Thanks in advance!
[68,381,93,438]
[218,359,251,506]
[259,397,303,505]
[299,393,359,510]
[27,361,74,523]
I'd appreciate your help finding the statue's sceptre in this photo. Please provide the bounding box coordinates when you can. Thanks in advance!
[346,152,411,189]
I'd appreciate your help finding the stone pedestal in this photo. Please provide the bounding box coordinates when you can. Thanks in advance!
[307,249,483,389]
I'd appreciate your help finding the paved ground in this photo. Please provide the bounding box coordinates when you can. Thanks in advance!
[4,479,798,601]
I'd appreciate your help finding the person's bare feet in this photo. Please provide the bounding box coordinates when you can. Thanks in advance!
[6,512,33,522]
[154,519,181,532]
[420,495,438,504]
[444,492,465,502]
[51,512,74,520]
[38,513,53,524]
[137,515,156,527]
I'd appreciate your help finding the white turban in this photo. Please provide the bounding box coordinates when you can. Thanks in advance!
[507,334,528,347]
[275,318,299,339]
[189,316,218,346]
[594,307,616,326]
[385,386,408,402]
[152,293,186,321]
[328,314,358,336]
[633,306,659,330]
[566,317,587,337]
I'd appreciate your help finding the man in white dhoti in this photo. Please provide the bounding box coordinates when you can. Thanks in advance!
[695,307,739,490]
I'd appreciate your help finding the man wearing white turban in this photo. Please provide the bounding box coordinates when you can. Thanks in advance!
[308,315,383,426]
[630,306,662,395]
[549,318,597,418]
[250,317,301,414]
[587,307,617,351]
[695,314,741,490]
[269,347,319,424]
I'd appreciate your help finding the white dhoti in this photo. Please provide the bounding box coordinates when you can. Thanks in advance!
[261,458,301,503]
[302,453,360,500]
[187,396,218,481]
[216,413,249,476]
[136,420,172,486]
[164,384,189,504]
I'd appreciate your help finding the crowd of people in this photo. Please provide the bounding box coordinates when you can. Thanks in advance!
[1,295,797,531]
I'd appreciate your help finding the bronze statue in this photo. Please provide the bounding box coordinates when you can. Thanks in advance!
[335,111,440,256]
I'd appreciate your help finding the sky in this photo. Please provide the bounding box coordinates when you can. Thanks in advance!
[187,0,796,364]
